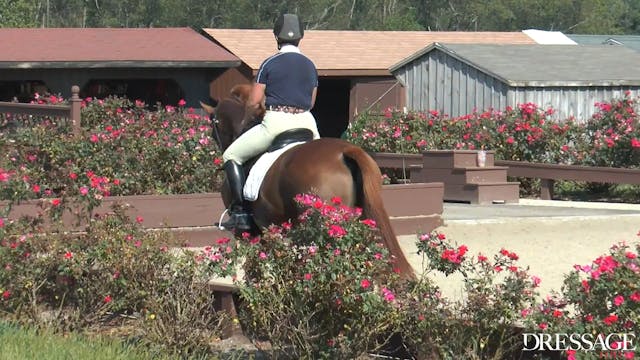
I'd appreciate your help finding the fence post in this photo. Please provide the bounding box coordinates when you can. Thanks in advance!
[69,85,81,136]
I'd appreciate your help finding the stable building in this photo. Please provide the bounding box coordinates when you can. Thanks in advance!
[0,27,240,107]
[390,43,640,121]
[202,29,535,137]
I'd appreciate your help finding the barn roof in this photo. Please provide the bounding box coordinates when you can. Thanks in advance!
[0,27,240,69]
[202,29,535,76]
[390,43,640,87]
[567,34,640,52]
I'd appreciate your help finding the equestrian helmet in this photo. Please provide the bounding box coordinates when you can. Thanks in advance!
[273,14,303,42]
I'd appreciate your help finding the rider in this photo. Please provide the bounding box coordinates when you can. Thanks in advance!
[221,13,321,233]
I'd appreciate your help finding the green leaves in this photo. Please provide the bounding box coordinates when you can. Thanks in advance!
[4,0,639,34]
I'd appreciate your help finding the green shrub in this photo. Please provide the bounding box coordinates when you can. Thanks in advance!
[346,94,640,169]
[218,194,405,358]
[525,242,639,359]
[0,202,226,356]
[401,231,541,359]
[1,96,224,202]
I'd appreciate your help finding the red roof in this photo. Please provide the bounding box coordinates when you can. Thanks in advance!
[0,27,239,68]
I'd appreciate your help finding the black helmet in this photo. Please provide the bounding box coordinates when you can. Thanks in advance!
[273,14,303,43]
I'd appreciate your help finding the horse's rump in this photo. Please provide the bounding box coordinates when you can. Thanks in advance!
[254,138,415,279]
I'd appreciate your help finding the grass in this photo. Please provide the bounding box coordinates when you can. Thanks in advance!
[0,322,196,360]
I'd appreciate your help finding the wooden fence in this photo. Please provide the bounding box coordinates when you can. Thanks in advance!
[494,160,640,200]
[0,85,82,136]
[3,184,445,246]
[371,152,640,200]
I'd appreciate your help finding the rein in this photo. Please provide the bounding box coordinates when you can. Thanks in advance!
[207,88,264,151]
[210,112,225,150]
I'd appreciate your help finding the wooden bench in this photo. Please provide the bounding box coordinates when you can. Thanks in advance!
[495,160,640,200]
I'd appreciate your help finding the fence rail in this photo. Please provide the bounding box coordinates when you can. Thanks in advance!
[370,152,640,200]
[494,160,640,200]
[3,184,444,246]
[0,85,82,135]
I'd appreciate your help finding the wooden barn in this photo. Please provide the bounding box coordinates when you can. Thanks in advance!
[202,29,535,137]
[390,43,640,121]
[0,27,239,107]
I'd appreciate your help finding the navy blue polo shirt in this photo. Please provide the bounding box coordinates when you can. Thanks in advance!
[255,45,318,110]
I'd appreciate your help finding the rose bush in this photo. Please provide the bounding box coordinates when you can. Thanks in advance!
[347,93,640,169]
[212,194,406,358]
[525,241,639,360]
[1,95,224,205]
[0,200,229,357]
[401,231,541,359]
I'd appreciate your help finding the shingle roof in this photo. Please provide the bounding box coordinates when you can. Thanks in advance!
[203,29,535,76]
[567,34,640,52]
[0,27,240,68]
[391,43,640,86]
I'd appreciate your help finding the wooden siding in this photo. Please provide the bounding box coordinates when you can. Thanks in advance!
[397,48,510,116]
[507,86,640,120]
[209,64,253,101]
[349,77,404,117]
[394,48,640,122]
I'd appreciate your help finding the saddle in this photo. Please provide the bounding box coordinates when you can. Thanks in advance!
[242,128,314,201]
[266,128,314,152]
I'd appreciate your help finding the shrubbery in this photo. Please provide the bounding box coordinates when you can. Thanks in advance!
[1,187,637,358]
[1,95,224,204]
[346,93,640,169]
[3,92,640,203]
[0,202,227,357]
[2,94,639,358]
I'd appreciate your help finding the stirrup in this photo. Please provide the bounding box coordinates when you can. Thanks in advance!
[217,211,253,233]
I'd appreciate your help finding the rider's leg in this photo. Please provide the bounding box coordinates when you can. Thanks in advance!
[221,123,272,233]
[219,111,320,233]
[220,160,252,233]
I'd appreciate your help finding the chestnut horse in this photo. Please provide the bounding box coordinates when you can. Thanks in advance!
[203,85,415,279]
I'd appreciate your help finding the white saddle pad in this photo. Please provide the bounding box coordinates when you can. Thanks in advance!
[243,142,304,201]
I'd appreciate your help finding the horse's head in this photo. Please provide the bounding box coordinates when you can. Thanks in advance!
[201,84,265,151]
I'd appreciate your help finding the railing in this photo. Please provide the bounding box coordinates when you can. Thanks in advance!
[494,160,640,200]
[370,152,640,200]
[0,85,82,136]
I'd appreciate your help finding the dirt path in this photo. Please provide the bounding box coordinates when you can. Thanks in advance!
[399,212,640,299]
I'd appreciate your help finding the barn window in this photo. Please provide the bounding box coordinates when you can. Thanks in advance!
[0,80,50,103]
[81,79,184,107]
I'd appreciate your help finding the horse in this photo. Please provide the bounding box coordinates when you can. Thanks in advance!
[202,84,415,279]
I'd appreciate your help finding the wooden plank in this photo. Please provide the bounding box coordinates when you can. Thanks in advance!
[369,152,422,168]
[3,184,445,240]
[0,102,71,118]
[496,160,640,184]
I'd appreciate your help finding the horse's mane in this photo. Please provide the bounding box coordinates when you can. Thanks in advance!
[227,84,265,133]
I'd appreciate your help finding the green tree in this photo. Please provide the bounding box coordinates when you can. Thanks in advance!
[0,0,40,27]
[569,0,630,34]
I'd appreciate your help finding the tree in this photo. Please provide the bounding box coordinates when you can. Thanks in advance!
[0,0,40,27]
[568,0,630,34]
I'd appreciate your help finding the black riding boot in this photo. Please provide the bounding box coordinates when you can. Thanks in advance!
[220,160,253,234]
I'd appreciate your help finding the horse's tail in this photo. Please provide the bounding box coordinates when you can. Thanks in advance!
[343,146,416,280]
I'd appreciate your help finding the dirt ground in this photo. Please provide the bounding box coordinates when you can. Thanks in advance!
[399,205,640,299]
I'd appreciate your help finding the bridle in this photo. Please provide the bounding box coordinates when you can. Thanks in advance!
[204,95,260,151]
[209,111,225,150]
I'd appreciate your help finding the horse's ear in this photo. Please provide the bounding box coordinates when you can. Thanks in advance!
[230,84,252,103]
[199,101,216,116]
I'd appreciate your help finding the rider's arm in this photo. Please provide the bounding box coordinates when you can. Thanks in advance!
[310,87,317,109]
[247,82,266,112]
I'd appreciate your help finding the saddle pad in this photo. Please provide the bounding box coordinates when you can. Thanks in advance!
[243,142,304,201]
